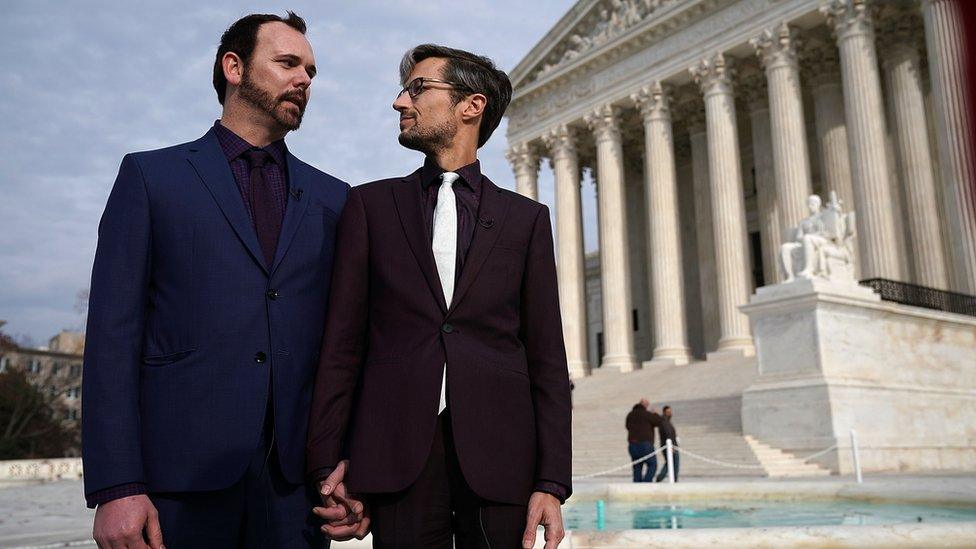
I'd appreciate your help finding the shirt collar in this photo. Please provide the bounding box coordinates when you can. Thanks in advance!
[419,156,482,194]
[213,120,288,168]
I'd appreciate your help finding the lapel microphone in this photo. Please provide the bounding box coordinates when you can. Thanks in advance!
[290,188,304,201]
[478,216,494,229]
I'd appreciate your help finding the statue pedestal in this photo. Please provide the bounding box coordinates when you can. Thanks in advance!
[739,279,976,473]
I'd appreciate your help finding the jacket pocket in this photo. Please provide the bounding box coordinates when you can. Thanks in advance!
[142,348,197,367]
[493,238,528,253]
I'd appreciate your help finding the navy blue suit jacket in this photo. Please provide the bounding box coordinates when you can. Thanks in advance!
[82,128,348,497]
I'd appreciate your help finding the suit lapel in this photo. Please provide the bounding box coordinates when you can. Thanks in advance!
[449,177,510,313]
[186,130,268,275]
[270,153,312,274]
[392,175,449,314]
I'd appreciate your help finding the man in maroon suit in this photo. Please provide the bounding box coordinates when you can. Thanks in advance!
[306,44,572,548]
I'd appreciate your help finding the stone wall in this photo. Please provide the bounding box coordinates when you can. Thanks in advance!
[741,279,976,473]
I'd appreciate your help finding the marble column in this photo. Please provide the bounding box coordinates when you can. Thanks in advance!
[740,74,782,286]
[690,53,755,357]
[585,104,638,372]
[751,22,814,235]
[543,125,590,378]
[806,38,861,278]
[879,16,949,289]
[922,0,976,294]
[812,77,853,208]
[805,40,857,214]
[682,101,720,355]
[632,83,692,366]
[822,0,903,281]
[506,141,539,201]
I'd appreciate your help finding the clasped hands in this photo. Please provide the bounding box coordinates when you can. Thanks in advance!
[311,461,566,548]
[312,460,370,540]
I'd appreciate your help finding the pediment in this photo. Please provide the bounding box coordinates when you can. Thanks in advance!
[510,0,686,89]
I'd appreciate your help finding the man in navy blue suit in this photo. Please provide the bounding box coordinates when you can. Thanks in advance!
[82,12,348,548]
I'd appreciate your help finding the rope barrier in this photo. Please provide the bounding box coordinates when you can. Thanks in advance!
[672,446,766,470]
[797,444,839,462]
[574,443,843,478]
[573,446,666,480]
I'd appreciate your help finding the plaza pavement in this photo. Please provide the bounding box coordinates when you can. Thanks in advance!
[2,474,975,548]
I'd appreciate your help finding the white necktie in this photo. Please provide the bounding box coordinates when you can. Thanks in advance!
[432,172,459,414]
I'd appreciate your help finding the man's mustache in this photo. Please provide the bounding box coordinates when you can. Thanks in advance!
[279,91,307,110]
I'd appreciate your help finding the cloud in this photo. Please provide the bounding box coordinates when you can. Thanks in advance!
[0,0,574,341]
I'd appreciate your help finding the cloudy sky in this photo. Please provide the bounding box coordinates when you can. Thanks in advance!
[0,0,598,344]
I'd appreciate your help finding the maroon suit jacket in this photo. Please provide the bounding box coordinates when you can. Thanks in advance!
[306,167,572,505]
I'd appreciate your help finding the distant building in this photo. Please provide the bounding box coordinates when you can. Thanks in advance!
[0,328,85,427]
[47,331,86,355]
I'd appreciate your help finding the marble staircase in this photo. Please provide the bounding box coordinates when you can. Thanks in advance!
[571,355,832,480]
[745,436,832,477]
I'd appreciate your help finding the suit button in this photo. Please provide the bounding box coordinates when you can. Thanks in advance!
[441,323,454,334]
[267,289,279,300]
[254,352,267,363]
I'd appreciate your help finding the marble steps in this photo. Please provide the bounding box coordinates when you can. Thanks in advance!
[569,355,835,478]
[573,402,767,477]
[745,436,833,477]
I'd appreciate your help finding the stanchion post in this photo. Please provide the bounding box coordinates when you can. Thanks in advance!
[850,429,863,484]
[665,439,675,484]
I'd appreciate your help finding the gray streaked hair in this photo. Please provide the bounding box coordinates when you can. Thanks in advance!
[399,44,513,148]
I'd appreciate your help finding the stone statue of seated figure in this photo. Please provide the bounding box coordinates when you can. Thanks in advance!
[780,192,857,283]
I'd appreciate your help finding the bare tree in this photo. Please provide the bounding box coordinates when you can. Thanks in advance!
[0,323,78,458]
[0,367,78,459]
[74,288,90,316]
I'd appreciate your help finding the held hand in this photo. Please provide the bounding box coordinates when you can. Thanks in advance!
[313,494,370,540]
[316,459,351,515]
[317,459,347,503]
[317,461,365,524]
[313,486,370,540]
[522,492,565,549]
[92,494,164,549]
[312,460,370,540]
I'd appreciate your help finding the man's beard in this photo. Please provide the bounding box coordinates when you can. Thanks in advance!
[239,69,306,131]
[398,114,457,155]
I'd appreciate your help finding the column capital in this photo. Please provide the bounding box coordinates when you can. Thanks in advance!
[690,52,735,98]
[631,81,673,124]
[505,141,539,175]
[751,22,801,72]
[584,104,622,144]
[877,5,925,65]
[542,124,578,161]
[821,0,876,41]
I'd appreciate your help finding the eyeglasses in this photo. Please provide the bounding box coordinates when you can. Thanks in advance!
[397,77,472,99]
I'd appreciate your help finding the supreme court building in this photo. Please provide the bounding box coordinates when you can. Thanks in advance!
[504,0,975,378]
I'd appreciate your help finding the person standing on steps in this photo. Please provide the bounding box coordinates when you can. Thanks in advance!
[655,405,680,482]
[625,399,660,482]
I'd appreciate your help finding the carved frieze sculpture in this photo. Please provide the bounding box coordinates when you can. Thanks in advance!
[533,0,677,81]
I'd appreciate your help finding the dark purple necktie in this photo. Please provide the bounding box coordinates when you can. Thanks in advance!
[244,149,281,268]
